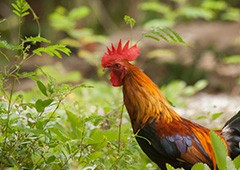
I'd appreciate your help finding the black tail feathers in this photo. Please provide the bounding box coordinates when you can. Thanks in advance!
[222,110,240,159]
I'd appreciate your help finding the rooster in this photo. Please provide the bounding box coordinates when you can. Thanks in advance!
[101,40,240,170]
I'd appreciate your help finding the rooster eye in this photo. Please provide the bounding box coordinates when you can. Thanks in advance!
[115,64,121,68]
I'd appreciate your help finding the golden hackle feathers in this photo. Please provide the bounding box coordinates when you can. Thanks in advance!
[122,62,181,129]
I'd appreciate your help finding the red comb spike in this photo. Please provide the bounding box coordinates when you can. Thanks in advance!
[117,39,122,53]
[101,40,140,67]
[107,47,111,54]
[123,40,130,51]
[111,44,116,52]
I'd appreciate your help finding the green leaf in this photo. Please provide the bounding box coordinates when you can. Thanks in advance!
[159,27,177,42]
[50,123,69,141]
[124,15,136,29]
[192,163,211,170]
[142,33,160,41]
[226,156,236,170]
[194,79,208,91]
[210,131,228,170]
[166,163,175,170]
[211,112,223,120]
[11,0,30,17]
[35,99,53,112]
[233,155,240,168]
[166,27,186,44]
[33,44,71,58]
[224,55,240,64]
[37,80,48,96]
[151,28,170,42]
[24,36,51,44]
[47,155,56,163]
[68,6,90,20]
[0,40,22,50]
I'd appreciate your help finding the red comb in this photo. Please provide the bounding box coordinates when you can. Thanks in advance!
[101,39,140,67]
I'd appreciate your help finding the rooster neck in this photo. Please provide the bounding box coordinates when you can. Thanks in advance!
[122,63,181,131]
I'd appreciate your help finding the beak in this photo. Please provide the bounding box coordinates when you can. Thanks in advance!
[103,66,110,72]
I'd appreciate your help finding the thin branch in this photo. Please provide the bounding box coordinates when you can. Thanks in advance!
[117,104,125,153]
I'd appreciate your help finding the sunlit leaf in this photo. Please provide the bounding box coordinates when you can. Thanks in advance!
[24,36,51,44]
[233,155,240,168]
[192,163,211,170]
[11,0,30,17]
[33,44,71,58]
[210,131,228,170]
[211,112,223,120]
[166,163,175,170]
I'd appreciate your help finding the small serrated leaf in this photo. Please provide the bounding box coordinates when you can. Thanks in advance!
[21,11,29,17]
[33,44,71,58]
[24,36,51,44]
[11,3,20,11]
[159,27,177,42]
[151,29,170,42]
[12,10,21,17]
[0,40,21,50]
[167,27,186,44]
[142,33,160,41]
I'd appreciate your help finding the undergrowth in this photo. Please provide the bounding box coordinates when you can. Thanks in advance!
[0,1,239,169]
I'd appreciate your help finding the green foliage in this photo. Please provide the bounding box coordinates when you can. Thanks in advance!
[161,79,208,106]
[49,6,90,31]
[11,0,30,17]
[197,111,224,122]
[33,44,71,58]
[143,27,186,44]
[49,5,106,71]
[124,15,136,29]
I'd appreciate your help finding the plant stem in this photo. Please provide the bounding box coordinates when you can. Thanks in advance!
[3,78,16,152]
[117,104,124,153]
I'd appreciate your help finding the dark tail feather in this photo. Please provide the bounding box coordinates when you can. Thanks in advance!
[222,110,240,159]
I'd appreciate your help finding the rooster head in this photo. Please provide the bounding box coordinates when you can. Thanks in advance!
[101,40,140,87]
